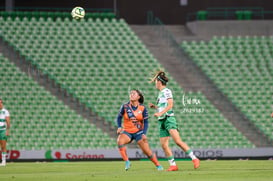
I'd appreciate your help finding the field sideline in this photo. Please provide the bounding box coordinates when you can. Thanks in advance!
[0,160,273,181]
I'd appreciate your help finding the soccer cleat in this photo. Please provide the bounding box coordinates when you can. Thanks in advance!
[192,158,200,169]
[156,165,164,171]
[125,160,131,171]
[0,162,6,166]
[167,165,178,171]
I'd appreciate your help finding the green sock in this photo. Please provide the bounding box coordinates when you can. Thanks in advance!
[185,149,192,155]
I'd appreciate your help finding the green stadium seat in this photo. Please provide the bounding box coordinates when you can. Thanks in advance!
[181,36,273,142]
[0,12,259,149]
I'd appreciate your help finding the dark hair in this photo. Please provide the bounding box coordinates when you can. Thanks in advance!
[133,89,144,104]
[157,71,168,85]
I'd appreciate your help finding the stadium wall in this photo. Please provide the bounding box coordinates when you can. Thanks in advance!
[187,20,273,38]
[4,0,273,24]
[3,148,273,162]
[117,0,273,24]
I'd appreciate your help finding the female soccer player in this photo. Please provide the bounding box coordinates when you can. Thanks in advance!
[149,71,200,171]
[0,99,10,166]
[116,89,163,171]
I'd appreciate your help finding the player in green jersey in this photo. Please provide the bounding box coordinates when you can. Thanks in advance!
[149,71,200,171]
[0,99,10,166]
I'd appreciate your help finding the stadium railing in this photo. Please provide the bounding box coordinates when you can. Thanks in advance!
[0,7,116,20]
[186,7,273,22]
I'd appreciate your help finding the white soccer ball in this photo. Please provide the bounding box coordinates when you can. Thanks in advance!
[71,7,85,19]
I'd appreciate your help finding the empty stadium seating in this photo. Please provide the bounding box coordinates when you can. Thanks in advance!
[0,12,255,149]
[181,36,273,141]
[0,53,117,150]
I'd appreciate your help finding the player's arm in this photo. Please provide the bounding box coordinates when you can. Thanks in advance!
[154,98,173,117]
[141,108,149,142]
[142,107,149,135]
[6,116,10,136]
[142,118,149,142]
[116,105,125,134]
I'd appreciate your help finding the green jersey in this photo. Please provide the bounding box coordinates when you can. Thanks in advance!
[0,108,9,130]
[156,87,174,119]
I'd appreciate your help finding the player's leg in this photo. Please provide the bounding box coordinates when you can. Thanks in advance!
[159,119,178,171]
[160,136,178,171]
[160,136,172,157]
[0,130,7,166]
[0,140,7,166]
[117,133,131,161]
[169,129,200,169]
[117,132,131,170]
[169,129,190,152]
[137,135,163,170]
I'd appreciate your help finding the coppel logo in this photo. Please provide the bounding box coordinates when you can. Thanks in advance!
[45,150,62,159]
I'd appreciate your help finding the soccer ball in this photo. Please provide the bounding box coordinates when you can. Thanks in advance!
[71,7,85,19]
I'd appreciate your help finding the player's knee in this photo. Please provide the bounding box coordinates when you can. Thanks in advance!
[117,139,125,146]
[117,138,123,145]
[161,142,169,150]
[136,139,145,146]
[142,138,148,143]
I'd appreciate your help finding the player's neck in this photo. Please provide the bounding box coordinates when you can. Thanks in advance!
[159,85,166,91]
[130,101,139,107]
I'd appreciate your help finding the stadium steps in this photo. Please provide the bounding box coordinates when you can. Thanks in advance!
[131,25,271,147]
[164,25,206,42]
[131,25,198,92]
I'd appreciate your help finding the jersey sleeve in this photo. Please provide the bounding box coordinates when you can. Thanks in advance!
[142,107,149,134]
[116,104,125,128]
[142,107,148,120]
[164,89,173,99]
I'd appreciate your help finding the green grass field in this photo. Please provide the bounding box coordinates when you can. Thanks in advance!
[0,160,272,181]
